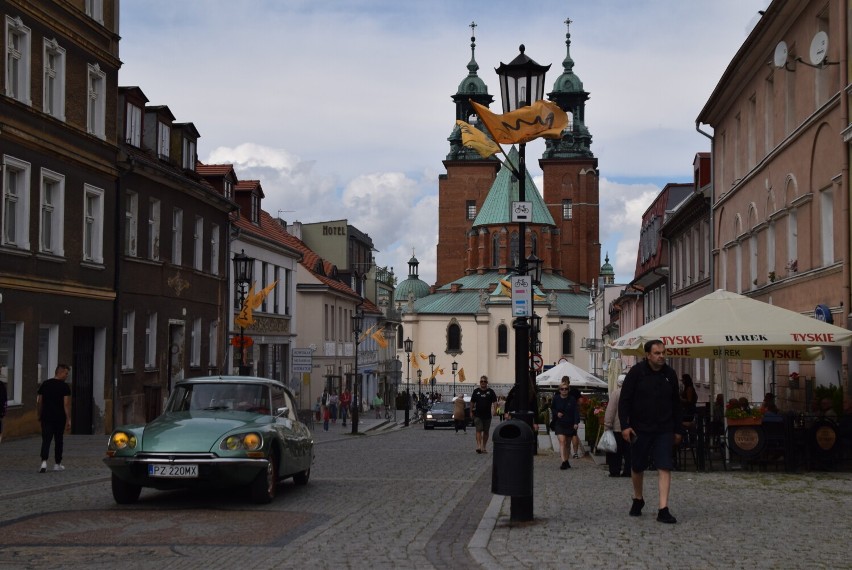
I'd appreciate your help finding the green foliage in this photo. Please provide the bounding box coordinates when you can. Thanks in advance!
[813,384,844,417]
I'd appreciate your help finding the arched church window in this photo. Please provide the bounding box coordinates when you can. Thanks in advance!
[509,231,519,269]
[492,232,500,267]
[497,324,508,354]
[447,322,462,353]
[561,329,573,356]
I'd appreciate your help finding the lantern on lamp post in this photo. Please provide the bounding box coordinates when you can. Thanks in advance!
[351,310,363,434]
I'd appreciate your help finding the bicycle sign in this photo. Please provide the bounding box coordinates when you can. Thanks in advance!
[511,201,532,222]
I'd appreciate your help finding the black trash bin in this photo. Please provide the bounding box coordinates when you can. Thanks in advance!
[491,419,535,496]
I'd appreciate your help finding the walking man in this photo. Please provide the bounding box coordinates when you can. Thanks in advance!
[619,340,683,524]
[470,375,497,453]
[37,364,72,473]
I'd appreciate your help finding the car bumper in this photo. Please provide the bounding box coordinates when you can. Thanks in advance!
[424,417,455,428]
[104,454,268,489]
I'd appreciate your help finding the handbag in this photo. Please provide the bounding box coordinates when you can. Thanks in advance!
[597,429,618,454]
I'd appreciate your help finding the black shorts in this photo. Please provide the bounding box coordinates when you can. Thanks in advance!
[553,423,576,437]
[629,431,674,471]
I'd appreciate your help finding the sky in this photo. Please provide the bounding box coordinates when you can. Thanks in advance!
[118,0,771,286]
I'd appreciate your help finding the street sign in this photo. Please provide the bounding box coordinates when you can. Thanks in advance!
[511,201,532,222]
[530,354,543,371]
[510,275,532,317]
[292,348,313,373]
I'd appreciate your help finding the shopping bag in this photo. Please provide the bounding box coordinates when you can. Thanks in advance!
[597,429,618,454]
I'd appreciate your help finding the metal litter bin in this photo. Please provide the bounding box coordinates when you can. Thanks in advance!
[491,419,535,496]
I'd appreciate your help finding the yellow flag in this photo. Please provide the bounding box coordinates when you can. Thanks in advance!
[359,324,377,343]
[458,368,466,383]
[471,99,568,145]
[410,351,420,369]
[456,120,502,158]
[371,328,388,349]
[234,280,279,329]
[436,366,444,376]
[419,352,428,361]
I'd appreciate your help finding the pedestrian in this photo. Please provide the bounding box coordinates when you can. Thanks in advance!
[0,374,7,444]
[372,393,384,419]
[314,397,322,422]
[452,394,467,433]
[680,374,698,423]
[328,390,339,424]
[604,375,630,477]
[550,377,580,470]
[569,387,583,458]
[322,403,330,431]
[470,375,497,453]
[37,364,72,473]
[619,339,684,524]
[339,388,352,427]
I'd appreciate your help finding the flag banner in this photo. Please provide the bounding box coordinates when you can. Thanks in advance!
[458,368,466,383]
[456,120,502,158]
[436,366,444,376]
[372,328,388,348]
[234,280,279,329]
[471,99,568,145]
[419,352,428,360]
[359,324,377,343]
[410,351,420,369]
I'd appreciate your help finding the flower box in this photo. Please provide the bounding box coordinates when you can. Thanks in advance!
[726,417,762,426]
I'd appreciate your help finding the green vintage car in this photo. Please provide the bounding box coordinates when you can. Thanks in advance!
[104,376,314,504]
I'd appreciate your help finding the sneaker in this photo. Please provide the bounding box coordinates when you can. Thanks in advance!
[573,452,579,459]
[39,461,47,473]
[560,460,571,470]
[53,464,65,471]
[629,498,645,517]
[657,507,677,524]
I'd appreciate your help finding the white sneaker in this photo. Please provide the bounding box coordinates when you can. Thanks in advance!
[39,461,47,473]
[53,464,65,471]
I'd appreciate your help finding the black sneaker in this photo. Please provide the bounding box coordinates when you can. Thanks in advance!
[560,460,571,470]
[657,507,677,524]
[629,498,645,516]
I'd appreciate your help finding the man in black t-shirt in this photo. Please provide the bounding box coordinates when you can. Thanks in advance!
[37,364,72,473]
[470,375,497,453]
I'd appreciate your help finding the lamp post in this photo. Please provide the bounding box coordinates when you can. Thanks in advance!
[496,45,549,523]
[452,360,458,399]
[527,253,543,388]
[351,311,363,435]
[404,337,413,427]
[417,369,422,400]
[232,249,254,375]
[429,352,436,395]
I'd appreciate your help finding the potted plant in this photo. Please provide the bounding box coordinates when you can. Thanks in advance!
[789,372,799,389]
[768,271,776,283]
[725,400,764,425]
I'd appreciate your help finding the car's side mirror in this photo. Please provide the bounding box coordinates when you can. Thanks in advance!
[276,406,289,417]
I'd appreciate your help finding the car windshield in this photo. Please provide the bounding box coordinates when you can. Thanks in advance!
[167,382,270,414]
[431,402,453,412]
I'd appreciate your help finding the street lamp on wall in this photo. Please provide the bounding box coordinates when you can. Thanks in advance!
[351,310,363,435]
[429,352,436,394]
[232,249,254,375]
[451,360,458,399]
[404,337,413,427]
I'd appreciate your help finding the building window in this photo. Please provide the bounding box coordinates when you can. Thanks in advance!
[509,231,519,268]
[261,262,269,312]
[5,16,31,105]
[182,138,195,170]
[83,185,104,263]
[85,0,104,23]
[250,193,259,223]
[562,199,573,220]
[148,198,160,260]
[144,312,157,368]
[193,216,203,270]
[157,122,170,160]
[210,223,220,275]
[208,321,218,369]
[562,329,573,356]
[497,324,508,354]
[38,324,58,385]
[224,179,233,200]
[122,311,135,370]
[786,209,797,272]
[190,318,201,367]
[125,191,138,256]
[273,266,280,313]
[40,169,65,256]
[2,155,31,249]
[126,103,141,146]
[447,322,461,353]
[43,39,65,120]
[284,268,292,315]
[0,322,22,404]
[466,200,477,220]
[764,74,774,152]
[821,187,834,266]
[492,232,500,267]
[171,208,183,265]
[86,63,106,138]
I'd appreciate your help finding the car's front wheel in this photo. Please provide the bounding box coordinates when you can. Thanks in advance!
[250,452,278,504]
[111,473,141,504]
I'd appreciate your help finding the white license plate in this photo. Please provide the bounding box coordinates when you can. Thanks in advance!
[148,464,198,478]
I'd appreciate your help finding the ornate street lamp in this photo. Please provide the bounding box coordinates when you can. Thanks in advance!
[452,360,458,400]
[429,352,436,394]
[351,310,363,434]
[232,249,254,375]
[404,337,413,427]
[417,369,422,399]
[496,45,549,524]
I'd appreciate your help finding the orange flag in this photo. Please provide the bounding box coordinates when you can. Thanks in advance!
[371,328,388,349]
[234,280,278,328]
[456,120,502,158]
[410,351,420,369]
[458,368,466,383]
[470,99,568,145]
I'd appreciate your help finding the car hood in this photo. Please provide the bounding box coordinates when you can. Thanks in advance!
[141,411,269,452]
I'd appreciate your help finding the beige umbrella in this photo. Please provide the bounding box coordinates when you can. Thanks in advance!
[611,289,852,361]
[606,357,622,395]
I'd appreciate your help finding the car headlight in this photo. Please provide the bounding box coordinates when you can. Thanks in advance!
[426,413,434,419]
[109,431,137,450]
[220,432,263,451]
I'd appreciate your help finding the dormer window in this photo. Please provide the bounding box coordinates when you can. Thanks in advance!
[224,179,233,199]
[125,103,141,146]
[157,122,170,159]
[250,193,259,224]
[182,137,195,170]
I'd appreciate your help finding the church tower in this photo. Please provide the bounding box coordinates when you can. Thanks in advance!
[540,18,600,287]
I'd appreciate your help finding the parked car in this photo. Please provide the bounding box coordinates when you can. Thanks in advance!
[104,376,314,505]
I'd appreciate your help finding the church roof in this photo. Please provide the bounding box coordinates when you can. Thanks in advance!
[472,146,555,227]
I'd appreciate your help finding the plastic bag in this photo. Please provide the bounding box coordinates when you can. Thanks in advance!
[597,429,618,454]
